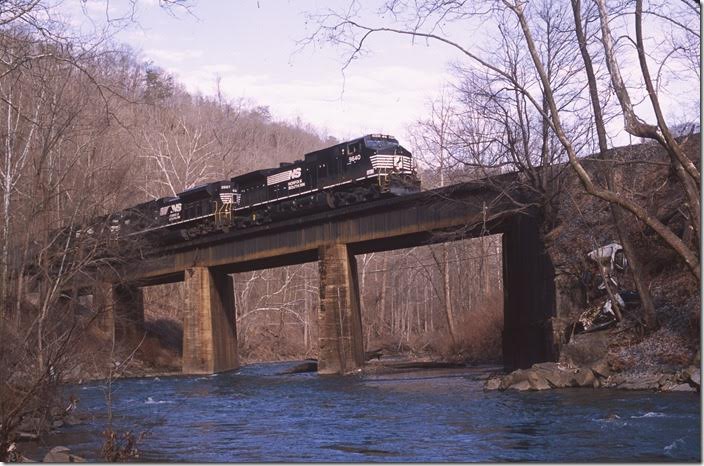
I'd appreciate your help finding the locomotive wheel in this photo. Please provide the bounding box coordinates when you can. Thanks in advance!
[325,191,336,208]
[334,192,350,207]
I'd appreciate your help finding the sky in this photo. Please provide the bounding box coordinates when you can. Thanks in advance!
[64,0,699,147]
[67,0,468,143]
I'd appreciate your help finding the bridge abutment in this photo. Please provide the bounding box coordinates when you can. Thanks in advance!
[93,283,145,343]
[317,243,365,375]
[182,267,239,374]
[502,214,557,370]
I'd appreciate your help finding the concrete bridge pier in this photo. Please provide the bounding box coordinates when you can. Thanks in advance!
[113,284,145,343]
[93,283,145,343]
[317,243,365,375]
[93,283,144,344]
[182,266,239,374]
[502,214,557,370]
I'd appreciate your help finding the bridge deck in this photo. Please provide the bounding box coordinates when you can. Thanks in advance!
[78,173,555,375]
[109,175,525,284]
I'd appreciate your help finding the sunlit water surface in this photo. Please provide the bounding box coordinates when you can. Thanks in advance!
[24,362,700,462]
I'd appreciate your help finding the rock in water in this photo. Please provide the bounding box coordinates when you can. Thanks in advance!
[281,360,318,374]
[560,332,609,367]
[487,362,604,391]
[43,446,85,462]
[508,380,532,391]
[667,383,697,392]
[614,374,662,391]
[484,376,502,391]
[527,371,552,390]
[687,367,700,387]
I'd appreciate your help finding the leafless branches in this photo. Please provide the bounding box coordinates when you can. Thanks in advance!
[304,0,700,283]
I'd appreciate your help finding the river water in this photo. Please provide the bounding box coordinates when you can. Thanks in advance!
[26,362,700,462]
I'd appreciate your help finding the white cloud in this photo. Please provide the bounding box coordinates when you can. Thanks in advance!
[163,61,449,141]
[143,48,204,63]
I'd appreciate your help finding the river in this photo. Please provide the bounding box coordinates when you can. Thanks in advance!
[23,362,700,462]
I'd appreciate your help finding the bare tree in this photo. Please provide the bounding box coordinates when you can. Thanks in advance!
[303,0,701,330]
[411,90,461,343]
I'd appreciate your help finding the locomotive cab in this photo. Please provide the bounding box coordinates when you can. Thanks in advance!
[361,134,419,195]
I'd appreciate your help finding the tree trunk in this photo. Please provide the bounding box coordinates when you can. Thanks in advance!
[378,253,388,334]
[442,244,457,344]
[570,0,657,328]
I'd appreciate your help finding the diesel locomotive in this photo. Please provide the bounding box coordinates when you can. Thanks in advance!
[104,134,420,241]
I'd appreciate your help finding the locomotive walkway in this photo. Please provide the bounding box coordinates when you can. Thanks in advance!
[91,173,557,375]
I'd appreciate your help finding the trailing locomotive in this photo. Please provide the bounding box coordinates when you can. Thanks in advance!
[105,134,420,241]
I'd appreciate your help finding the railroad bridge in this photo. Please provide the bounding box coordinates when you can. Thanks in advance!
[92,175,557,375]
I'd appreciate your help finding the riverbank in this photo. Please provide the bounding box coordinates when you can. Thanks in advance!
[10,349,699,462]
[62,331,700,392]
[485,361,700,392]
[14,361,702,462]
[485,319,700,392]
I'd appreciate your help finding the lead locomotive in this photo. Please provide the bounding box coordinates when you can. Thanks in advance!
[104,134,420,241]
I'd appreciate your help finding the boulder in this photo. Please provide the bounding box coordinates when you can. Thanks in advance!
[604,374,626,388]
[484,376,502,391]
[684,366,700,387]
[499,369,528,390]
[571,368,597,387]
[614,374,661,390]
[43,446,85,462]
[659,373,677,387]
[589,359,611,378]
[669,383,697,392]
[560,332,609,367]
[527,371,552,390]
[507,380,532,391]
[532,363,574,388]
[487,359,612,391]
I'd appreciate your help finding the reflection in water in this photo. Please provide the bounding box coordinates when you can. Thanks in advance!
[20,362,701,462]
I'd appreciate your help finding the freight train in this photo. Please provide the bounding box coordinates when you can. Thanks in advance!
[99,134,420,242]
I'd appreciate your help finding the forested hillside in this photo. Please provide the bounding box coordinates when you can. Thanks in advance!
[0,15,338,453]
[0,8,510,453]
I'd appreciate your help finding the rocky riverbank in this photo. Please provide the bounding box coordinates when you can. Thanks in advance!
[485,324,700,392]
[484,361,700,392]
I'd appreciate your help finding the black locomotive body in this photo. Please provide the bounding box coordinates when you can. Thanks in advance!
[104,134,420,241]
[231,134,419,226]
